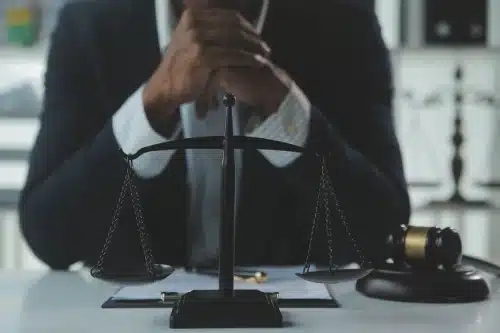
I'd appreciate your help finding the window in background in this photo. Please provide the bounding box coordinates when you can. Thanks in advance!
[0,0,70,271]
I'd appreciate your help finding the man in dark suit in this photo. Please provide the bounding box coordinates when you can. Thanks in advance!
[19,0,410,271]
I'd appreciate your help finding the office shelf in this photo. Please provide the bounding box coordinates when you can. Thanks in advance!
[0,189,19,208]
[0,149,30,161]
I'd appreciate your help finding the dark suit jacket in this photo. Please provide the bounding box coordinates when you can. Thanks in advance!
[19,0,410,270]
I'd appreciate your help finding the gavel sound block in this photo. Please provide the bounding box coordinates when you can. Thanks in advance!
[356,225,490,303]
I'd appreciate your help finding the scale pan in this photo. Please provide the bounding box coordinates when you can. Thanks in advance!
[90,264,174,285]
[296,268,373,284]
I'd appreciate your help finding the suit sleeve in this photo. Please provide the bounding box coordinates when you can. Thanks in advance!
[17,5,177,270]
[280,10,411,265]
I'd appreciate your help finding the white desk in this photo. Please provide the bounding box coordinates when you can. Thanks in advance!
[2,207,500,332]
[1,266,499,333]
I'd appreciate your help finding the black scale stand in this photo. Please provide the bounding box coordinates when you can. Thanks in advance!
[90,94,498,329]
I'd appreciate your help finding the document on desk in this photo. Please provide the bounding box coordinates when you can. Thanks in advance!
[112,266,332,301]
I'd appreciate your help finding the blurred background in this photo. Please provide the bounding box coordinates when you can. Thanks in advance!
[0,0,499,271]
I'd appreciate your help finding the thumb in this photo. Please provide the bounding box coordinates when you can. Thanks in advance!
[196,76,219,118]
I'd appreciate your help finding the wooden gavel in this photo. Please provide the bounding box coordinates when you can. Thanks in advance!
[385,225,463,271]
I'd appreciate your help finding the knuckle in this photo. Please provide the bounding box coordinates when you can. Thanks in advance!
[182,9,196,28]
[186,28,201,44]
[183,7,194,19]
[191,42,205,60]
[191,41,202,55]
[236,28,247,40]
[234,11,244,23]
[260,40,269,52]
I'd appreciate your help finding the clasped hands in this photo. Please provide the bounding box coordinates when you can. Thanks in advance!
[143,8,292,135]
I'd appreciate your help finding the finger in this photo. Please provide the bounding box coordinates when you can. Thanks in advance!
[186,8,258,38]
[203,9,257,35]
[197,77,218,116]
[196,69,218,118]
[197,27,271,58]
[182,0,239,11]
[214,65,266,87]
[195,105,209,119]
[203,46,267,71]
[182,8,269,56]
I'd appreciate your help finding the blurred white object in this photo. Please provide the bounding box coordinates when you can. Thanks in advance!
[0,39,45,271]
[0,83,41,118]
[374,0,500,49]
[0,119,38,150]
[375,0,401,49]
[0,42,46,97]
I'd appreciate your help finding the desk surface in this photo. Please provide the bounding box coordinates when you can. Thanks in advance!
[3,207,500,332]
[0,267,498,333]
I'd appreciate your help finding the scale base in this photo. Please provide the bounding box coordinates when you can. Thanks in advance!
[355,265,490,303]
[169,289,283,329]
[424,193,496,209]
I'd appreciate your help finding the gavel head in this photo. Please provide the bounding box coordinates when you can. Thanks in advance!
[385,225,462,270]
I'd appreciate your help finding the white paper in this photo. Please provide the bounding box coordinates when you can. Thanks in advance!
[112,266,332,300]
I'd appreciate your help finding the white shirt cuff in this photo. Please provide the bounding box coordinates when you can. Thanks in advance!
[111,85,181,178]
[247,83,311,167]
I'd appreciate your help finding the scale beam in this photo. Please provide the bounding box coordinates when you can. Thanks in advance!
[123,135,308,161]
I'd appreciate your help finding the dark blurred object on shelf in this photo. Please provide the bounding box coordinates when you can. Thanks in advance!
[401,64,500,209]
[424,0,487,46]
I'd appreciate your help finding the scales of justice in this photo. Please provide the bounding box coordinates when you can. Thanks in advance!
[90,94,493,329]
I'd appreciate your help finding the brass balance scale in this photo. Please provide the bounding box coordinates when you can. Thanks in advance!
[90,94,496,329]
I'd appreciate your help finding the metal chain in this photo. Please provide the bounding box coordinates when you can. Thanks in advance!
[302,166,323,274]
[93,158,159,277]
[320,157,336,272]
[302,154,371,273]
[322,159,371,267]
[93,164,132,271]
[127,161,157,276]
